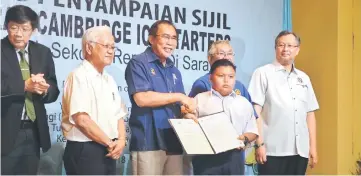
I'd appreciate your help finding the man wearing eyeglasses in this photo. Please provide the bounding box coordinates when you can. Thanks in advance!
[125,20,195,175]
[187,40,263,175]
[189,40,251,100]
[62,26,127,175]
[1,5,60,175]
[248,30,319,175]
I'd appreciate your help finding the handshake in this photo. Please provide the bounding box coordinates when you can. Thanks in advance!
[180,94,196,114]
[24,73,50,95]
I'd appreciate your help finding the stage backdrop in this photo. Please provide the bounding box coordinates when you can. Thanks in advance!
[1,0,283,174]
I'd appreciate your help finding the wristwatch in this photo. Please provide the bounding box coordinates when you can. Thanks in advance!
[254,142,265,149]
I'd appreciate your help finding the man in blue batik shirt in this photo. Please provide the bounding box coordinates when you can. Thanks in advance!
[189,40,251,100]
[188,40,265,175]
[125,20,195,175]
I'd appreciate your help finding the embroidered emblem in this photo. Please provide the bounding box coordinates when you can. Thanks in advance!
[297,77,308,88]
[297,77,303,84]
[172,73,177,85]
[150,68,156,75]
[235,89,241,95]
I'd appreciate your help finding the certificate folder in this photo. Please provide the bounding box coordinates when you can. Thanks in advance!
[169,112,243,155]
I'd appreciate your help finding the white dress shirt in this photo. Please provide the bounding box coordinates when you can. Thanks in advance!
[62,60,127,142]
[194,90,258,136]
[248,60,319,158]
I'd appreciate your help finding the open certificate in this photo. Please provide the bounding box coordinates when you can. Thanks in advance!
[169,112,244,155]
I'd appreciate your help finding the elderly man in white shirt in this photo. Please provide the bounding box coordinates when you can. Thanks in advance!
[62,26,127,175]
[248,30,319,175]
[183,59,258,175]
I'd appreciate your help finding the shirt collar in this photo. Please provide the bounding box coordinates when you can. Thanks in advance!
[82,59,109,81]
[145,47,174,67]
[15,43,29,54]
[272,60,298,75]
[210,88,237,98]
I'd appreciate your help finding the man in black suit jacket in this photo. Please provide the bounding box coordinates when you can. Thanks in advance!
[1,5,59,175]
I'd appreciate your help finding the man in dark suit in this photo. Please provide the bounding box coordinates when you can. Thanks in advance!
[1,5,60,175]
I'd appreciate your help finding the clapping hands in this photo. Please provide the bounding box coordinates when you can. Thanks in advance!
[24,73,50,95]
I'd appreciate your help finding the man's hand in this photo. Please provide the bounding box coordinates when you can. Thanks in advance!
[308,146,318,168]
[256,145,267,164]
[106,139,126,160]
[106,140,116,152]
[237,135,246,150]
[32,74,50,94]
[182,113,198,123]
[25,73,50,95]
[180,96,196,113]
[31,74,45,83]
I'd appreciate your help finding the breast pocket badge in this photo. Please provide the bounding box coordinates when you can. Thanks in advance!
[297,77,308,88]
[151,68,156,76]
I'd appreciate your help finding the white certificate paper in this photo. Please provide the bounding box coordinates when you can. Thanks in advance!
[169,112,243,155]
[169,119,214,154]
[198,112,243,154]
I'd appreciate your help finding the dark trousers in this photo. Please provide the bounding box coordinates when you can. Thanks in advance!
[192,149,244,175]
[1,122,40,175]
[63,140,116,175]
[258,155,308,175]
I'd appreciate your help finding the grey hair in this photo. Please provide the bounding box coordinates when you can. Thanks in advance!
[82,25,112,57]
[207,40,232,63]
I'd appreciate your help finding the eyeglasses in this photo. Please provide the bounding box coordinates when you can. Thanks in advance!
[276,43,299,49]
[156,34,178,42]
[214,52,235,57]
[8,25,32,33]
[89,41,117,50]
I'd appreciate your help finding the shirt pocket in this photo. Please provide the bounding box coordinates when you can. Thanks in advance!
[295,83,309,113]
[295,83,308,102]
[109,90,124,120]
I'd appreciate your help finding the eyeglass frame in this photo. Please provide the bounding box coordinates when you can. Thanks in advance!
[276,43,299,49]
[213,52,235,57]
[155,34,178,42]
[8,25,33,33]
[88,41,118,51]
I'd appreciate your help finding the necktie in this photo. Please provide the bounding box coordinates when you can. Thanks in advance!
[19,50,36,121]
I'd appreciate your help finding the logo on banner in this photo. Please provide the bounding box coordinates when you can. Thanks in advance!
[150,68,156,75]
